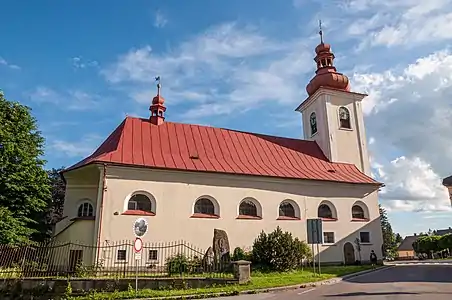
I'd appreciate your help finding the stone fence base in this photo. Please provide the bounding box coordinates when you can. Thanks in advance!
[0,260,252,299]
[0,277,237,299]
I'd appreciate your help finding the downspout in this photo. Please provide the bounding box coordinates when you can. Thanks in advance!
[96,164,107,262]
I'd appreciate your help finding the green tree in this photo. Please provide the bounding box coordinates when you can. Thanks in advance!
[412,235,442,258]
[0,91,51,244]
[395,233,403,245]
[46,167,66,224]
[252,226,311,271]
[379,204,396,257]
[32,167,66,241]
[439,234,452,251]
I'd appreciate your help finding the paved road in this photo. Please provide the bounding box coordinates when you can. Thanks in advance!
[218,265,452,299]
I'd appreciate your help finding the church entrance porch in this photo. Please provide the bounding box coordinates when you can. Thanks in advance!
[343,242,355,265]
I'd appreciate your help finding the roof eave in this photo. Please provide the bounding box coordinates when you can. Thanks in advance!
[69,160,382,188]
[295,87,368,112]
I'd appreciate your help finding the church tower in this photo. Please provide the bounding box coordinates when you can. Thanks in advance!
[295,25,371,176]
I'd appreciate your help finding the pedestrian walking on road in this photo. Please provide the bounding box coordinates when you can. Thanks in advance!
[370,250,377,268]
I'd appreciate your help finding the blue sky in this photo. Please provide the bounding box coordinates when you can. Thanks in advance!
[1,0,452,237]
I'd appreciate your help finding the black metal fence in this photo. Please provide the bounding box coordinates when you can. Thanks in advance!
[0,241,232,279]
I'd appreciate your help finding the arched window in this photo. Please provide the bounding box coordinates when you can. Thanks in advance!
[351,202,369,221]
[339,107,351,129]
[77,202,94,217]
[352,205,365,219]
[194,198,215,216]
[318,204,333,219]
[310,112,317,135]
[239,199,259,217]
[128,194,153,213]
[279,202,295,218]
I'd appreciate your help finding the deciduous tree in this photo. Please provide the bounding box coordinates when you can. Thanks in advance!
[0,91,50,244]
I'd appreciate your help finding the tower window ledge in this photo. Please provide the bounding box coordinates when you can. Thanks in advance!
[321,217,337,222]
[339,127,353,131]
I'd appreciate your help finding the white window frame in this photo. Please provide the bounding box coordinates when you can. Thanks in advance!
[148,249,158,261]
[116,249,127,262]
[128,200,138,210]
[359,231,371,244]
[323,231,336,245]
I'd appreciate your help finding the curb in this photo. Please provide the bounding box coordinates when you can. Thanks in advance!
[127,265,392,300]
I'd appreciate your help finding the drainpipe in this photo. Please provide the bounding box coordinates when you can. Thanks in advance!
[96,164,107,262]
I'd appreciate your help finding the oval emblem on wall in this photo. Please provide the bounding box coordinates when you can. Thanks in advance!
[133,217,148,237]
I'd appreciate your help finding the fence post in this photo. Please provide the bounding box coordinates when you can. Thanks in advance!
[232,260,251,284]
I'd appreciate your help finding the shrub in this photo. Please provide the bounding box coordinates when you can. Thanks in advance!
[231,247,253,262]
[165,254,204,275]
[232,247,246,261]
[252,226,311,272]
[166,254,190,275]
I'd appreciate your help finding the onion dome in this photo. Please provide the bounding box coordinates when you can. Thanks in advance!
[306,22,351,96]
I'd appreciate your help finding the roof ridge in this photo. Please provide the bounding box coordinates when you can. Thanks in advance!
[126,116,316,145]
[62,116,381,186]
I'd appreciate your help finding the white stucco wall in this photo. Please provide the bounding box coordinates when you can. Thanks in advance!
[87,166,384,264]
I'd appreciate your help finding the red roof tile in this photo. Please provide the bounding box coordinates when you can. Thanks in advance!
[65,117,380,186]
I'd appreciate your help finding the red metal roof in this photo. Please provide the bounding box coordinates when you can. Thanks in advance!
[65,117,380,185]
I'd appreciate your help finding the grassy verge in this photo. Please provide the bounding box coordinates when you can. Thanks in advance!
[71,265,374,300]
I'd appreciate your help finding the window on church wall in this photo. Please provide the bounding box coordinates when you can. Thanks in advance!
[77,202,94,217]
[310,112,317,136]
[318,204,333,219]
[194,198,216,216]
[360,232,371,243]
[352,205,365,219]
[128,194,153,212]
[279,202,296,218]
[239,200,258,217]
[339,107,351,129]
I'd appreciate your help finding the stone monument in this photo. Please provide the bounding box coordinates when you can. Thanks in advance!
[212,228,231,270]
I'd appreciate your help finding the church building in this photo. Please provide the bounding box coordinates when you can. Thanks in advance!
[53,35,384,266]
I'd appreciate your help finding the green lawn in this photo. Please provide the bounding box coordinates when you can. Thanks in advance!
[70,265,373,300]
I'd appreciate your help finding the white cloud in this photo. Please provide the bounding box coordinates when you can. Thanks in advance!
[48,134,103,158]
[28,87,102,110]
[355,50,452,212]
[154,10,168,28]
[318,0,452,49]
[0,56,20,70]
[102,22,313,119]
[72,56,98,69]
[377,156,450,212]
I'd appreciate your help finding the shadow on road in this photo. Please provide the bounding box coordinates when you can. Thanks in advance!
[324,292,419,297]
[343,265,452,284]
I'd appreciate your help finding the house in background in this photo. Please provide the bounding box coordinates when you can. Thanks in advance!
[52,35,384,267]
[397,235,418,260]
[434,227,452,236]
